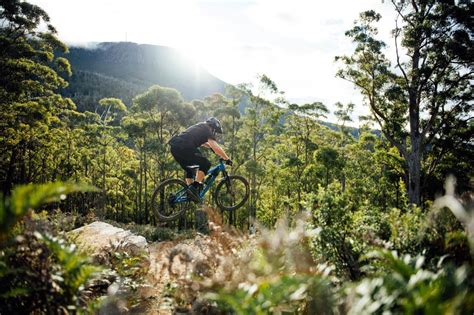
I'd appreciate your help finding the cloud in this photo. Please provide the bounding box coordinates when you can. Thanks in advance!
[66,41,101,50]
[29,0,398,126]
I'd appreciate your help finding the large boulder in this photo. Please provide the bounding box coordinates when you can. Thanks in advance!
[68,221,149,259]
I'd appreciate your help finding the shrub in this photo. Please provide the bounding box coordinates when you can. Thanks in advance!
[0,182,101,314]
[346,250,474,314]
[204,215,338,314]
[347,178,474,314]
[0,223,101,314]
[0,182,96,240]
[311,183,361,280]
[387,206,426,255]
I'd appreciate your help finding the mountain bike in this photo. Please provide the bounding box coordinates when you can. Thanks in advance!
[152,159,249,222]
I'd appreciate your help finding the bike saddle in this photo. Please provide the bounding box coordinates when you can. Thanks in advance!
[186,165,200,170]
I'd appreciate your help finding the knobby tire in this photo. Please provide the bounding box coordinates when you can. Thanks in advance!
[214,175,249,211]
[152,178,190,222]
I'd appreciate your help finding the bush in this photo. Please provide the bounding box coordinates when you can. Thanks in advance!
[0,226,101,314]
[346,250,474,314]
[0,182,101,314]
[387,206,425,254]
[204,215,338,314]
[311,183,362,280]
[351,206,391,250]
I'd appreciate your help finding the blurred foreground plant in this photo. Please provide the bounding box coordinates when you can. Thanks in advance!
[433,176,474,255]
[0,182,101,314]
[347,250,474,314]
[204,214,338,314]
[347,177,474,314]
[0,182,97,240]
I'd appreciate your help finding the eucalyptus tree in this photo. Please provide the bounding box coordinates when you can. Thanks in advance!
[212,89,243,162]
[123,85,195,223]
[288,102,329,166]
[315,146,345,188]
[121,115,148,222]
[132,85,195,178]
[333,102,355,140]
[336,1,473,205]
[333,102,356,191]
[95,98,127,200]
[238,75,285,221]
[0,0,73,194]
[189,93,227,121]
[284,102,329,204]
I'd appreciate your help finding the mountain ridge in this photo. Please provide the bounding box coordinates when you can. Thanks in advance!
[60,41,227,111]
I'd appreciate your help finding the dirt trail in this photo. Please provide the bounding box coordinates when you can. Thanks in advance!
[139,206,245,314]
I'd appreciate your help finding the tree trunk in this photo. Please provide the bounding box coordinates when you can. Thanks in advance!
[251,131,257,219]
[102,143,107,211]
[407,29,422,206]
[407,147,421,206]
[138,150,143,224]
[18,142,26,184]
[231,117,236,159]
[3,146,18,195]
[144,149,149,224]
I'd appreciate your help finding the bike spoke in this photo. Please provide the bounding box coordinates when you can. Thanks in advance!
[216,176,249,210]
[153,179,192,221]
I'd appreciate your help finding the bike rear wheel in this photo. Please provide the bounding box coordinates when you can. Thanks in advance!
[152,179,191,222]
[214,175,249,211]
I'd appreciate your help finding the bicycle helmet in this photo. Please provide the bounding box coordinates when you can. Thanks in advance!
[206,117,223,134]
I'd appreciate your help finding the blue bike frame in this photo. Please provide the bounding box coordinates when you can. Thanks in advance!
[173,160,227,204]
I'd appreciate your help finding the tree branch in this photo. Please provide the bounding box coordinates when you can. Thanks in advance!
[394,18,409,85]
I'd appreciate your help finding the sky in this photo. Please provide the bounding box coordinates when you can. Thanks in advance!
[29,0,398,125]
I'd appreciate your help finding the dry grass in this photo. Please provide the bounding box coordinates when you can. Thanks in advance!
[141,207,336,314]
[142,205,249,313]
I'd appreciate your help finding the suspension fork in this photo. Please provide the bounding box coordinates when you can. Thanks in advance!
[221,168,236,224]
[222,169,233,193]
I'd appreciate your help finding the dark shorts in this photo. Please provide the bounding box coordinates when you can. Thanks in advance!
[170,144,211,178]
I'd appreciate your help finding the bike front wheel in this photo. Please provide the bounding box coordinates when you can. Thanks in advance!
[214,175,249,211]
[152,179,191,222]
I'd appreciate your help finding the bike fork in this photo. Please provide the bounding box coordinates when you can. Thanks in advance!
[222,171,232,190]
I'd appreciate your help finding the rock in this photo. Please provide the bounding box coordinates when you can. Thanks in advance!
[68,221,149,258]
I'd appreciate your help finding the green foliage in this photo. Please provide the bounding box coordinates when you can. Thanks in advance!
[347,250,474,314]
[387,206,425,255]
[0,182,97,239]
[38,232,101,305]
[351,206,391,251]
[105,250,149,296]
[0,2,472,312]
[211,274,334,315]
[336,1,473,205]
[311,183,361,279]
[0,182,100,314]
[206,217,337,314]
[0,229,100,314]
[0,0,77,194]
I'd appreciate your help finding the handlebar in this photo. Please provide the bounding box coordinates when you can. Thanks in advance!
[219,158,233,166]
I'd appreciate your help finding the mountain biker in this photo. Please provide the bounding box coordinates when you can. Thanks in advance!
[168,117,233,202]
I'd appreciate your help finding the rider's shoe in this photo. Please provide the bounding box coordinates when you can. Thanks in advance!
[187,182,203,203]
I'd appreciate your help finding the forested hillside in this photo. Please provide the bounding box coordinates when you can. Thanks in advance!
[1,0,473,314]
[60,42,227,111]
